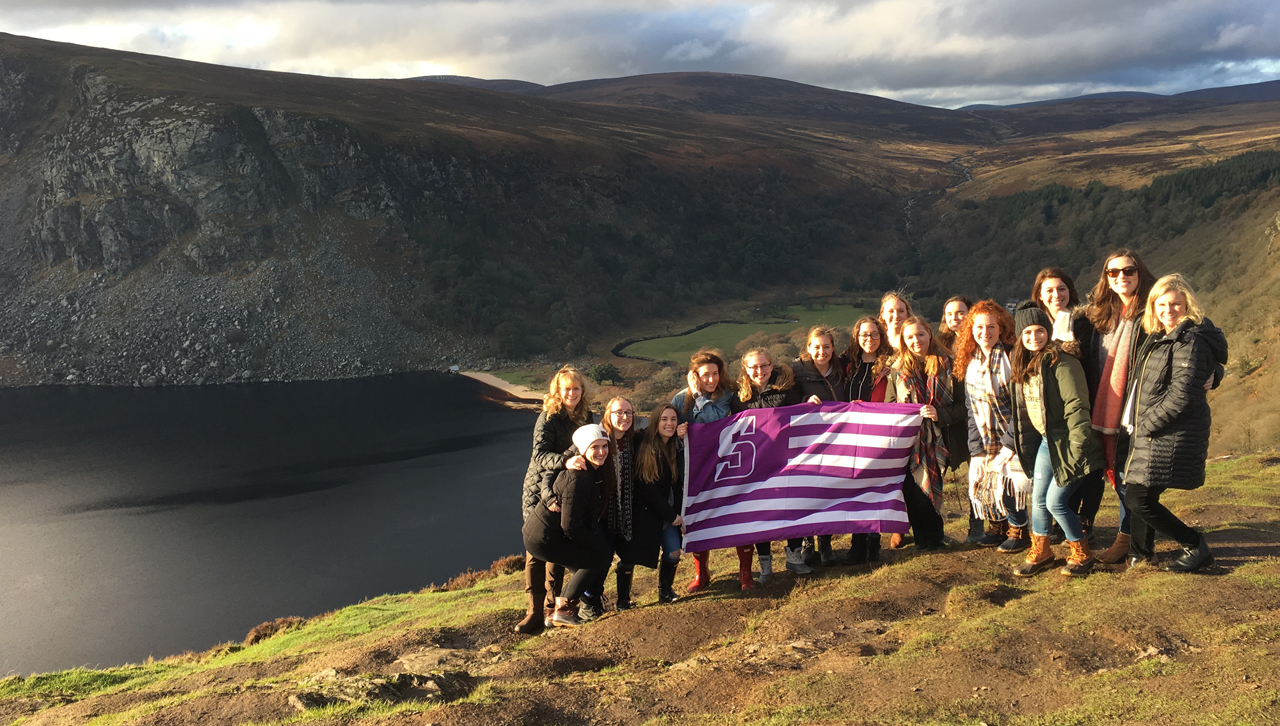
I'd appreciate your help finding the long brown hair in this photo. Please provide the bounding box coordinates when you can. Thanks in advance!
[894,316,950,378]
[1011,332,1062,384]
[1086,249,1157,334]
[952,300,1017,380]
[544,366,590,424]
[736,347,795,402]
[637,403,680,484]
[843,315,890,378]
[682,348,730,417]
[1031,268,1080,313]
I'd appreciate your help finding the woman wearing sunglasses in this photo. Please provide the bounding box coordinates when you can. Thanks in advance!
[1083,250,1156,565]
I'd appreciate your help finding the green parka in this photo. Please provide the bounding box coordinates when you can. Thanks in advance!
[1001,350,1104,488]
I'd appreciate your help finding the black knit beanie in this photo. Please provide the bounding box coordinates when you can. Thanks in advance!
[1014,300,1052,337]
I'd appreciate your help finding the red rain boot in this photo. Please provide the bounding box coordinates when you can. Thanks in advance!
[686,551,710,593]
[736,545,755,591]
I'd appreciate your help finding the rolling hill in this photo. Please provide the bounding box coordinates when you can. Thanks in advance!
[1,32,1279,452]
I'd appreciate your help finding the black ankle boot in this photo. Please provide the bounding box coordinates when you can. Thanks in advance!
[867,534,882,563]
[658,558,679,603]
[846,533,868,565]
[1165,535,1213,573]
[615,567,634,610]
[818,535,836,566]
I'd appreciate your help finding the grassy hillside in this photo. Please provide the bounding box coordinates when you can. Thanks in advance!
[4,454,1277,725]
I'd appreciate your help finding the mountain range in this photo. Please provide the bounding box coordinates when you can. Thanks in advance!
[0,31,1277,452]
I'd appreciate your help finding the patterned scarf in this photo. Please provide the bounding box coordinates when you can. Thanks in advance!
[964,345,1032,519]
[897,356,952,513]
[608,436,634,541]
[1092,314,1135,436]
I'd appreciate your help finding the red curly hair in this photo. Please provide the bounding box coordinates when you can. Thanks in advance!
[952,300,1017,380]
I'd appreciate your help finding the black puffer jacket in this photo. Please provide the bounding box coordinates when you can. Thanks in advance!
[521,465,612,571]
[1122,318,1228,490]
[731,366,803,412]
[519,409,593,521]
[792,358,849,402]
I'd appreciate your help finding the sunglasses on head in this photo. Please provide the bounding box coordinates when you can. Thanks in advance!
[1106,266,1139,279]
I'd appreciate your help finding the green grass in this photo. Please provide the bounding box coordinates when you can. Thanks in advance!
[621,304,868,363]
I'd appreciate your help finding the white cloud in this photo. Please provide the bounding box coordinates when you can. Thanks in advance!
[0,0,1277,105]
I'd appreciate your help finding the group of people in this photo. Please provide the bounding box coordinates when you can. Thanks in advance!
[514,248,1229,633]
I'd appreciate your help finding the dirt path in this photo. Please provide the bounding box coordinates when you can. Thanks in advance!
[460,371,543,402]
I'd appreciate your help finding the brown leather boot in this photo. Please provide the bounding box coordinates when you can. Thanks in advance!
[997,524,1029,553]
[513,591,545,634]
[1061,539,1096,576]
[1095,532,1130,565]
[1013,535,1055,577]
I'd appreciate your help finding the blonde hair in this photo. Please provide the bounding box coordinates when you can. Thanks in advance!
[544,366,590,424]
[736,347,795,402]
[1143,273,1206,334]
[893,316,949,378]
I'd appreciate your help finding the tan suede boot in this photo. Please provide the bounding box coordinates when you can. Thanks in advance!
[1012,534,1056,577]
[1095,532,1130,565]
[1061,539,1096,576]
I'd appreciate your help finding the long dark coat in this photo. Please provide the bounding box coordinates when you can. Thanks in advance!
[613,429,683,569]
[519,409,593,522]
[793,358,849,402]
[521,466,612,571]
[1122,318,1228,490]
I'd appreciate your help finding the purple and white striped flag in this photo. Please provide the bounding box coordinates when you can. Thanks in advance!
[681,401,923,552]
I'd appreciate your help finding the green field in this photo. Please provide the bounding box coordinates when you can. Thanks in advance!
[621,304,868,363]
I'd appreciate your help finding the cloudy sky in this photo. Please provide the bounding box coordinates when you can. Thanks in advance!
[2,0,1278,107]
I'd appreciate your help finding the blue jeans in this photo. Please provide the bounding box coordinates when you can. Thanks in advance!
[660,523,683,563]
[1030,439,1084,541]
[1115,482,1131,535]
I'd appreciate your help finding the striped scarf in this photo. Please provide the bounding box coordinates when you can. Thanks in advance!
[896,357,952,513]
[608,436,634,541]
[964,345,1032,519]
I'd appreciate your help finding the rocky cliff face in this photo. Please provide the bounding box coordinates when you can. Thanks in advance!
[1,62,512,387]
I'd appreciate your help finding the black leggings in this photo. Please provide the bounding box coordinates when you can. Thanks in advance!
[1124,482,1200,559]
[903,470,945,547]
[755,539,803,556]
[1068,469,1106,525]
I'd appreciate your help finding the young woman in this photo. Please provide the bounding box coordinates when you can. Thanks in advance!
[515,366,593,634]
[842,315,891,561]
[672,348,734,426]
[937,295,973,353]
[884,316,961,550]
[636,403,686,603]
[732,347,807,580]
[954,300,1031,553]
[522,424,616,627]
[879,291,913,353]
[793,325,849,566]
[670,348,734,592]
[1122,275,1227,572]
[1083,250,1157,564]
[1005,302,1105,578]
[593,396,645,615]
[843,316,891,404]
[1032,268,1103,542]
[795,325,849,405]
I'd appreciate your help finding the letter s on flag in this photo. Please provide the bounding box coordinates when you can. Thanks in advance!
[714,416,757,482]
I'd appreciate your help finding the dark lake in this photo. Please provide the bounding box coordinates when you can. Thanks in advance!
[0,373,535,675]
